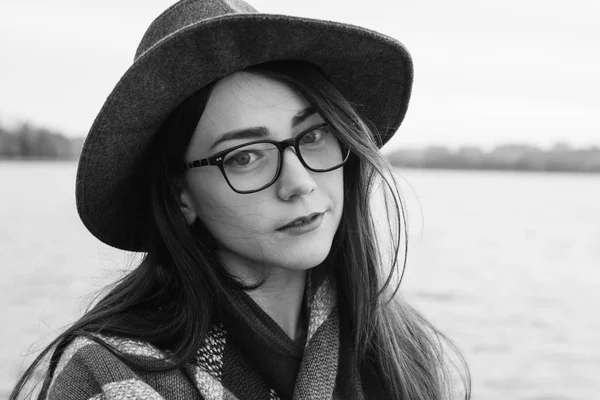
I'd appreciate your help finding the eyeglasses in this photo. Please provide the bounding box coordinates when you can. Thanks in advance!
[183,123,350,194]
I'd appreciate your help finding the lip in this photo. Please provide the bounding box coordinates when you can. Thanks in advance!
[277,212,324,234]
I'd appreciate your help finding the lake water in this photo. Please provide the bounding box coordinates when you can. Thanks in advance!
[1,161,599,399]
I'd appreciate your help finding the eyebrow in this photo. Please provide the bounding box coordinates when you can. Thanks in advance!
[208,106,318,151]
[291,106,317,127]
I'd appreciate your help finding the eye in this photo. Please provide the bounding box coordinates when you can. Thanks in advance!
[301,131,319,144]
[224,150,259,167]
[301,125,330,144]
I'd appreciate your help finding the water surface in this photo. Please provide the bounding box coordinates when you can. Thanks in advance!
[1,162,598,399]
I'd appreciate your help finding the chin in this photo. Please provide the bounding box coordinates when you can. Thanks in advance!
[273,216,339,269]
[274,242,333,271]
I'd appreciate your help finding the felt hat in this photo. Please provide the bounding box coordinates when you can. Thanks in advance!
[76,0,414,251]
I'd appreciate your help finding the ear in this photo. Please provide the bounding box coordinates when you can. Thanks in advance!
[179,188,198,225]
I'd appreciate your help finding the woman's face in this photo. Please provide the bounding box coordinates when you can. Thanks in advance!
[181,72,344,277]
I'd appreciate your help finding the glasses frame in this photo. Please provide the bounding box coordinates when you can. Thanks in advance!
[183,123,350,194]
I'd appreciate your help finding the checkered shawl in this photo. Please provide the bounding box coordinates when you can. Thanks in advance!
[48,274,375,400]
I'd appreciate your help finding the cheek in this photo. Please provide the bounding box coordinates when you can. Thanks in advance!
[189,182,273,240]
[317,168,345,212]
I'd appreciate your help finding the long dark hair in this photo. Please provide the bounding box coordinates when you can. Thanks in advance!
[10,61,470,400]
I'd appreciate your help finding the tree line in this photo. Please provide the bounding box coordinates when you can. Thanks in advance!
[0,121,83,160]
[2,121,599,173]
[386,143,600,173]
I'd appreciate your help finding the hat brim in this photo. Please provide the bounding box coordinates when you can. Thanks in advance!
[76,13,413,251]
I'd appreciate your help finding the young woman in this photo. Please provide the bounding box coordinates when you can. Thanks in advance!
[11,0,470,399]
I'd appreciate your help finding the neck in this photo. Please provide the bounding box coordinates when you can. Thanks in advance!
[217,250,309,340]
[246,268,308,340]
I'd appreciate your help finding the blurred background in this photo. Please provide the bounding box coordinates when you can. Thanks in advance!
[1,0,599,399]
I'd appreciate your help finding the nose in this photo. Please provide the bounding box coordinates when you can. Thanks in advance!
[276,147,316,200]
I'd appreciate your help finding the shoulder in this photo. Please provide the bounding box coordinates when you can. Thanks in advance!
[48,335,172,400]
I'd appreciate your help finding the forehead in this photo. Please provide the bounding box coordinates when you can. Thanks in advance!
[187,72,311,155]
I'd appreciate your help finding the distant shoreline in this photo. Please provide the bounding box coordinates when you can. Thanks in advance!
[0,157,78,162]
[391,165,600,175]
[2,121,599,173]
[385,144,600,174]
[2,158,599,175]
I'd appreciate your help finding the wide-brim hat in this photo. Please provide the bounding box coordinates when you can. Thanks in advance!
[76,0,414,252]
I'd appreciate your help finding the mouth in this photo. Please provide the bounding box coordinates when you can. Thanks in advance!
[277,212,324,231]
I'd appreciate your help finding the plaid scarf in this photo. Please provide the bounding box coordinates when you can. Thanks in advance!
[186,272,369,400]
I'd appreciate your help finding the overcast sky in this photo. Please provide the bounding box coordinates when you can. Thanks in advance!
[1,0,598,150]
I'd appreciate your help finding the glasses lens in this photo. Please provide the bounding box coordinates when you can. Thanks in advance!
[222,142,280,192]
[298,125,348,171]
